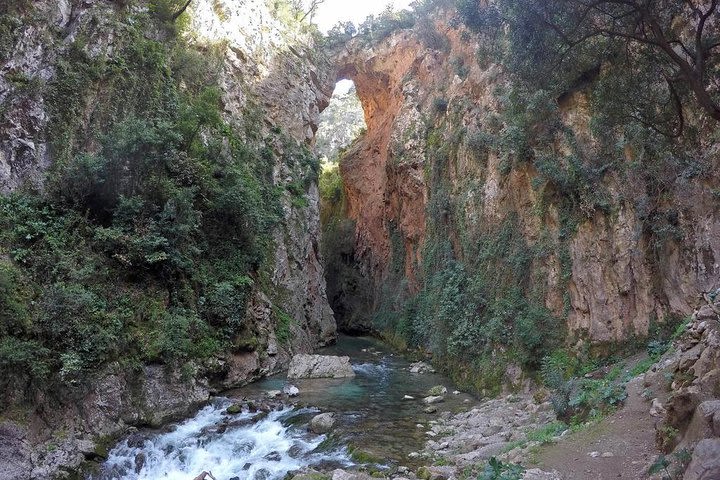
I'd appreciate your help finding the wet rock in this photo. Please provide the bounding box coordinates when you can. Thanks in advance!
[423,396,445,405]
[134,452,146,473]
[288,355,355,379]
[226,403,244,415]
[403,395,415,400]
[266,390,282,398]
[126,432,147,449]
[310,413,336,434]
[409,362,436,374]
[255,468,271,480]
[283,384,300,397]
[288,444,304,458]
[684,439,720,480]
[264,451,282,462]
[424,406,438,414]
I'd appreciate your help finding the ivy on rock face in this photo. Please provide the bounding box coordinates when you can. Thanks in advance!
[0,12,310,393]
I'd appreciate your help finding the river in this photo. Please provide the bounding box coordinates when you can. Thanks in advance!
[90,336,476,480]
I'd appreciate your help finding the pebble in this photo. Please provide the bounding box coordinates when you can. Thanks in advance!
[589,451,601,458]
[403,395,415,400]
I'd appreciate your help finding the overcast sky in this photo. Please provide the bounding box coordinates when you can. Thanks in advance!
[313,0,414,32]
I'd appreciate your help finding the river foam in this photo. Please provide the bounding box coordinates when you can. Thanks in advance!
[91,401,349,480]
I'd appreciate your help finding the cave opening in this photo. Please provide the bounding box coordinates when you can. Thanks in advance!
[315,79,374,334]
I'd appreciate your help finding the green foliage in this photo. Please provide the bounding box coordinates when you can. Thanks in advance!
[319,162,374,331]
[0,14,305,393]
[273,307,294,344]
[478,457,524,480]
[357,6,416,43]
[0,10,23,59]
[541,351,631,422]
[0,261,30,336]
[432,97,449,115]
[647,339,669,359]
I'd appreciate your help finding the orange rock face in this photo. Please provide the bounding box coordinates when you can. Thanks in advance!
[328,12,720,343]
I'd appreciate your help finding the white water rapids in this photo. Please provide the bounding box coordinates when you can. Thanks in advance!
[92,402,349,480]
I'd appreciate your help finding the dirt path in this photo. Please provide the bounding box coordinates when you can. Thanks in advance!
[534,376,663,479]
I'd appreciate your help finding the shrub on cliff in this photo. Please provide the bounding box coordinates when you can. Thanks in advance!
[0,15,297,391]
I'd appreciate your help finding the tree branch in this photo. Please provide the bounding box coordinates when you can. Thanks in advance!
[172,0,193,21]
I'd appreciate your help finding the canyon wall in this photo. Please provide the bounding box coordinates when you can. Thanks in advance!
[0,1,335,477]
[328,11,720,355]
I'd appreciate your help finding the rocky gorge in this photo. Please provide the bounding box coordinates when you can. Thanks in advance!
[1,0,719,479]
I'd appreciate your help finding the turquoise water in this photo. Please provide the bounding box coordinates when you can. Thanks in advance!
[233,336,476,464]
[92,336,476,479]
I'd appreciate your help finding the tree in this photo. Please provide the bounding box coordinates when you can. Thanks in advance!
[299,0,326,22]
[462,0,720,129]
[172,0,193,20]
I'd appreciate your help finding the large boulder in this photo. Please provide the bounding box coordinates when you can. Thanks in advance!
[310,413,336,434]
[288,355,355,379]
[684,439,720,480]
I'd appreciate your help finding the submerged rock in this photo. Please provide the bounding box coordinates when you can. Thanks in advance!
[288,355,355,379]
[310,413,336,434]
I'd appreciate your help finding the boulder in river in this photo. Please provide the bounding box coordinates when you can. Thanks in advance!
[283,384,300,397]
[310,413,336,434]
[288,354,355,379]
[409,361,436,374]
[423,396,445,405]
[427,386,447,396]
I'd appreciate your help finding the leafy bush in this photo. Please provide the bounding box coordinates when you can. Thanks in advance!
[432,97,449,115]
[0,14,307,393]
[479,457,524,480]
[541,351,630,422]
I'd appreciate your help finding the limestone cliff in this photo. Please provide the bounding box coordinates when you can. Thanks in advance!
[327,10,719,351]
[0,1,335,477]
